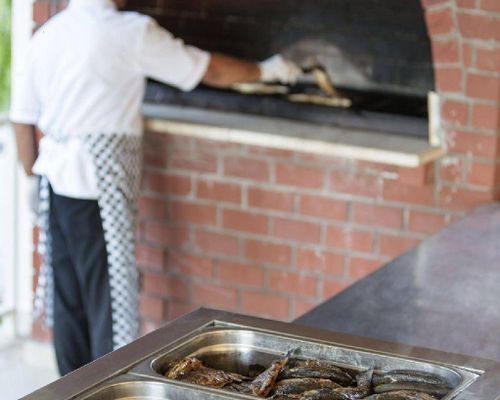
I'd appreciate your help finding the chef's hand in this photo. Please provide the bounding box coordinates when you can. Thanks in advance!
[26,175,40,223]
[259,54,302,85]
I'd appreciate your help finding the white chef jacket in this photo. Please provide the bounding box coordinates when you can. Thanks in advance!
[10,0,210,199]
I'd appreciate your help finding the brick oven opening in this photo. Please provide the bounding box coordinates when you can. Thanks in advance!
[128,0,434,139]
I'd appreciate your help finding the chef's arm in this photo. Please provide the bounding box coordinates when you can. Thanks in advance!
[202,53,302,89]
[12,122,37,176]
[202,53,260,89]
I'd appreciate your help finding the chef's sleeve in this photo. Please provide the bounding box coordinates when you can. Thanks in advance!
[138,17,210,91]
[10,43,40,124]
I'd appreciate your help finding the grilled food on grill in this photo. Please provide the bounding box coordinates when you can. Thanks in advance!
[165,353,452,399]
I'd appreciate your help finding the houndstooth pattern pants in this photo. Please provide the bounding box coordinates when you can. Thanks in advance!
[35,133,142,350]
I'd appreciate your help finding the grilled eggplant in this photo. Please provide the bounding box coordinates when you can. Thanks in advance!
[272,378,341,397]
[373,370,452,397]
[251,349,297,397]
[281,358,354,386]
[365,391,438,400]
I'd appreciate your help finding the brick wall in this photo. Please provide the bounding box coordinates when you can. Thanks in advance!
[31,0,500,337]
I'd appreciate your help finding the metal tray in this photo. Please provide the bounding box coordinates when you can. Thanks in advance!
[80,375,241,400]
[129,323,477,400]
[22,309,500,400]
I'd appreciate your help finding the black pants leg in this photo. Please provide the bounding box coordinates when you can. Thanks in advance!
[49,187,113,376]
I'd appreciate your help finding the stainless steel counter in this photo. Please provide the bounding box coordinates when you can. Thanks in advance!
[22,309,500,400]
[297,203,500,364]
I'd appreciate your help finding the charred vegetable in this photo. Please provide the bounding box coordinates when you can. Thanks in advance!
[281,358,354,386]
[365,391,438,400]
[271,378,341,397]
[373,370,452,397]
[251,349,297,397]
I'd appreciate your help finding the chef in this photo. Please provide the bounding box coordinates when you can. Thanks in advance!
[10,0,300,376]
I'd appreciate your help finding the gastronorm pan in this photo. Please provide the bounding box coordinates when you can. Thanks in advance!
[129,324,477,400]
[21,309,500,400]
[79,374,245,400]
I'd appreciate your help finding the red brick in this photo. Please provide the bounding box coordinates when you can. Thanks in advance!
[192,283,238,309]
[441,100,469,126]
[439,157,465,183]
[431,39,460,63]
[421,0,450,7]
[458,12,500,41]
[247,145,294,158]
[168,252,215,280]
[466,73,500,101]
[195,231,239,256]
[140,321,161,336]
[268,271,317,298]
[450,131,499,158]
[348,257,383,280]
[383,180,435,206]
[322,280,350,299]
[462,43,473,68]
[146,172,191,196]
[136,244,165,271]
[218,261,265,287]
[138,196,166,219]
[379,235,420,258]
[168,301,198,321]
[326,226,374,253]
[163,133,192,147]
[272,218,321,243]
[476,47,500,73]
[296,248,345,276]
[245,240,291,266]
[241,291,289,320]
[293,299,318,319]
[472,104,500,130]
[468,162,497,187]
[398,165,434,186]
[329,170,379,197]
[170,201,217,226]
[248,187,295,212]
[171,148,217,173]
[457,0,478,8]
[425,7,454,36]
[224,156,269,181]
[223,209,268,234]
[435,67,463,92]
[139,295,165,321]
[33,1,50,25]
[197,180,241,204]
[356,161,399,174]
[409,210,448,235]
[439,187,496,211]
[299,195,348,221]
[143,143,167,168]
[352,203,403,229]
[481,0,500,12]
[276,164,324,189]
[142,273,189,300]
[143,222,188,247]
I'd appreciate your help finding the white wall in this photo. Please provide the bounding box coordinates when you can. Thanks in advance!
[7,0,35,338]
